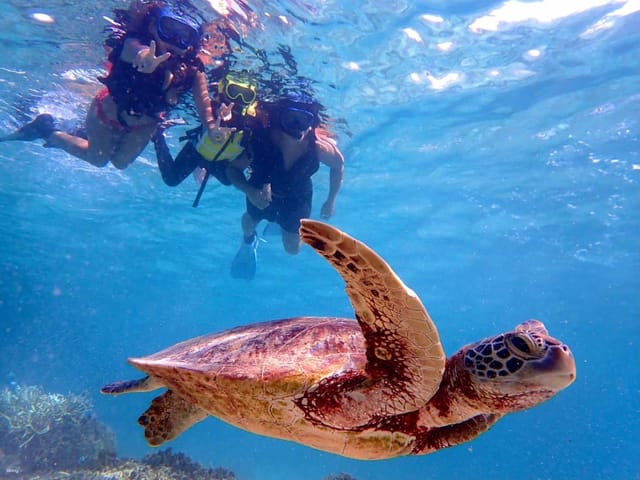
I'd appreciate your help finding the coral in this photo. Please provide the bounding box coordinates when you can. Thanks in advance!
[325,474,360,480]
[2,458,237,480]
[0,386,236,480]
[0,384,91,447]
[0,384,116,474]
[142,448,236,480]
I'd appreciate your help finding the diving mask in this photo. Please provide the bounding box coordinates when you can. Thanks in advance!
[279,107,316,139]
[220,76,257,105]
[156,11,200,50]
[219,75,258,116]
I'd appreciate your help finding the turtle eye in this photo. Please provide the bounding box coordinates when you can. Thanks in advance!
[511,335,531,353]
[506,333,540,359]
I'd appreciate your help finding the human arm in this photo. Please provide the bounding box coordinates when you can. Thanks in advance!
[226,151,272,209]
[192,72,237,143]
[192,69,215,128]
[316,134,345,219]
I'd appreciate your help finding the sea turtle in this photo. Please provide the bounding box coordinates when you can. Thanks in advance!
[102,219,576,460]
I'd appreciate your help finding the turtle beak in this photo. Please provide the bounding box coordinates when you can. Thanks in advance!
[530,343,576,391]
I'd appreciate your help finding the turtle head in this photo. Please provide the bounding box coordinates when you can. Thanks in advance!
[461,320,576,412]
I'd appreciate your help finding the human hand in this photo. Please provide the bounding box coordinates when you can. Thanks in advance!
[206,114,236,144]
[248,184,272,210]
[320,199,335,219]
[133,41,171,73]
[217,102,234,122]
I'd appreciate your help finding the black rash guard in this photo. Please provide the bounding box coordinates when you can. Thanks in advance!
[248,129,319,198]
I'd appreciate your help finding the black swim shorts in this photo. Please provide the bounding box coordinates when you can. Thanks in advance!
[246,192,311,233]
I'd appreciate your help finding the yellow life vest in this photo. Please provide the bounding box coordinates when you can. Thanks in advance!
[195,129,246,162]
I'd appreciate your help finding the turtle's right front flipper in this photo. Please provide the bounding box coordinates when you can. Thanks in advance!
[299,220,446,430]
[101,375,163,395]
[412,414,502,455]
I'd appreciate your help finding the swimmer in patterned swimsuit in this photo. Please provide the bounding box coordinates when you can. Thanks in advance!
[1,1,214,170]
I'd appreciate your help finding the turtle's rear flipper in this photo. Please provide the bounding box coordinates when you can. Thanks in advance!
[138,390,208,446]
[101,376,163,395]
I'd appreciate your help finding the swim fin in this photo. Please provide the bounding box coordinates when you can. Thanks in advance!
[0,114,56,142]
[230,235,259,280]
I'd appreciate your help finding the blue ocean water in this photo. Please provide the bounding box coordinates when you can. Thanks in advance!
[0,0,638,479]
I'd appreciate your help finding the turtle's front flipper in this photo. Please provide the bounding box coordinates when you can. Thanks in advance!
[412,414,502,455]
[138,390,208,446]
[299,220,446,429]
[101,376,163,395]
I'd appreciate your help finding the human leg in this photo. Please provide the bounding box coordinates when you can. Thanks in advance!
[46,130,108,165]
[241,210,260,241]
[207,160,232,185]
[154,137,201,186]
[81,92,155,169]
[44,95,116,167]
[11,109,115,167]
[0,114,56,142]
[278,193,311,255]
[108,123,156,170]
[2,107,114,167]
[281,229,302,254]
[152,129,174,180]
[88,93,155,169]
[48,112,154,169]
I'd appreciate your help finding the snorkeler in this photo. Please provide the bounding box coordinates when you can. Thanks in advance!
[0,1,215,170]
[153,72,263,207]
[226,92,344,280]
